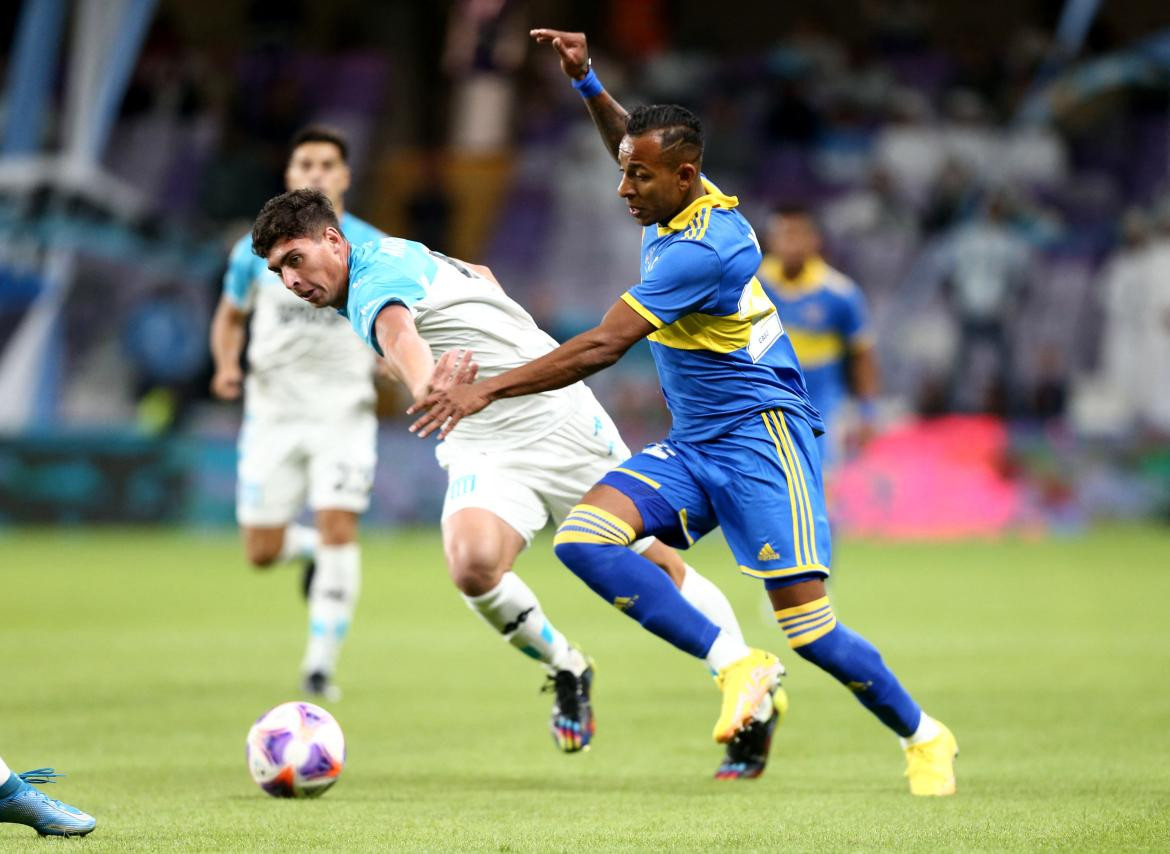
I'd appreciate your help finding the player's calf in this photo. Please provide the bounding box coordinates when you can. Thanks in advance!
[773,594,957,795]
[552,505,721,659]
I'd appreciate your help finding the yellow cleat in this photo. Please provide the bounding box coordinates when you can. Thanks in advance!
[712,649,784,744]
[904,721,958,796]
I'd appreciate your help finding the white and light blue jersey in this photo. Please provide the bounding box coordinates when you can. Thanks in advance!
[339,236,589,449]
[222,212,383,417]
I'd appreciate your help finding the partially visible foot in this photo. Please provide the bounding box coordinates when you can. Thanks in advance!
[714,685,788,780]
[300,558,316,601]
[543,654,595,753]
[0,769,96,837]
[904,721,958,796]
[712,649,784,744]
[302,670,342,703]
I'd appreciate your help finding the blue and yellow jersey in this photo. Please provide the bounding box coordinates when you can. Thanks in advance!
[620,178,823,442]
[224,212,384,308]
[757,255,871,421]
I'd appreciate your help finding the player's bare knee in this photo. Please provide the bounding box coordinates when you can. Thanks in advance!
[446,546,505,597]
[316,509,358,546]
[243,530,283,568]
[767,578,828,611]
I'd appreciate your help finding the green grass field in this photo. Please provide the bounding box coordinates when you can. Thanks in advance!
[2,526,1169,852]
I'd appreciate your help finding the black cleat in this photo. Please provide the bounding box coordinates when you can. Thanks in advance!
[302,670,341,703]
[543,660,595,753]
[301,558,316,601]
[714,686,787,780]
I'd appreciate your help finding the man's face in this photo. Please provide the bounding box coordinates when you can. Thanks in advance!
[617,133,696,227]
[266,226,349,308]
[285,142,350,209]
[767,214,820,270]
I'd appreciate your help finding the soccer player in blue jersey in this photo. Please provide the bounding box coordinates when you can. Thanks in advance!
[0,755,95,837]
[210,126,384,701]
[413,29,958,794]
[757,206,879,464]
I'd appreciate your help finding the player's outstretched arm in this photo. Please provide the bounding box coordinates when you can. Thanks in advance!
[373,303,439,404]
[408,299,654,439]
[209,295,248,400]
[530,28,629,162]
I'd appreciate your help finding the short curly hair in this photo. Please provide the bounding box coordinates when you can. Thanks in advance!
[625,104,704,167]
[251,188,340,259]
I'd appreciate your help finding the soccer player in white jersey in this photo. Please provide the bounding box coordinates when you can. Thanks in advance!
[210,127,385,701]
[249,189,758,770]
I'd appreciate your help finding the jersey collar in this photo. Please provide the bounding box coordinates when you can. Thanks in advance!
[657,177,739,236]
[765,255,828,292]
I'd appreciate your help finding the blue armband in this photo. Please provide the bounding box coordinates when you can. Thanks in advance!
[572,67,604,98]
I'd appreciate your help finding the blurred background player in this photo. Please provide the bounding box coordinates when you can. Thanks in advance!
[209,126,385,701]
[251,189,753,768]
[0,756,95,838]
[758,206,879,465]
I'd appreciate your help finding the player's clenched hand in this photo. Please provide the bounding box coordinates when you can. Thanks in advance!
[211,366,243,400]
[530,28,590,80]
[408,383,491,440]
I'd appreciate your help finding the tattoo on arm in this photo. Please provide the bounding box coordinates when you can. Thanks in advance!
[585,91,630,162]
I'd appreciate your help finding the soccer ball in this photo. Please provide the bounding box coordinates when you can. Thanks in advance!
[245,701,345,798]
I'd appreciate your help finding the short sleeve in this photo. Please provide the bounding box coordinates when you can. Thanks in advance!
[346,246,427,354]
[621,241,721,328]
[836,281,872,348]
[222,235,259,310]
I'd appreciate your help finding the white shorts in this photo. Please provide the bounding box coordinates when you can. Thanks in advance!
[236,409,377,527]
[438,396,637,546]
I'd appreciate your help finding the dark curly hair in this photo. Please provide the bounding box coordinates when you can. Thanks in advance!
[251,188,340,259]
[625,104,704,166]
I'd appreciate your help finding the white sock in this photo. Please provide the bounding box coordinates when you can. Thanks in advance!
[900,712,941,748]
[0,756,9,782]
[280,523,319,564]
[302,543,361,676]
[463,573,582,675]
[679,564,744,642]
[705,629,752,673]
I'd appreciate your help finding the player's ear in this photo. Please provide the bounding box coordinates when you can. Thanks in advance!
[676,161,698,189]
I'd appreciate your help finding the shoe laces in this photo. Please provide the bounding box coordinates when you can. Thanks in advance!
[18,768,63,786]
[14,769,76,813]
[542,671,580,716]
[903,742,945,781]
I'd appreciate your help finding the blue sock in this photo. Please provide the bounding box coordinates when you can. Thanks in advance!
[553,505,720,659]
[775,596,922,737]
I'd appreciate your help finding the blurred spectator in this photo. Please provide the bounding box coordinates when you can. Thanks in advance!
[1096,209,1150,427]
[942,192,1032,413]
[1140,206,1170,433]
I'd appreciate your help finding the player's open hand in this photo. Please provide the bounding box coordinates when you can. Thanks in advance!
[530,29,590,80]
[211,366,243,400]
[407,382,491,440]
[426,348,479,395]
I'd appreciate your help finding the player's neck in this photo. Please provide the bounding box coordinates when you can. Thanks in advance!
[781,260,806,280]
[660,183,706,228]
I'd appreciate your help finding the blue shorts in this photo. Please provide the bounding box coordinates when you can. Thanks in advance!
[600,408,832,587]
